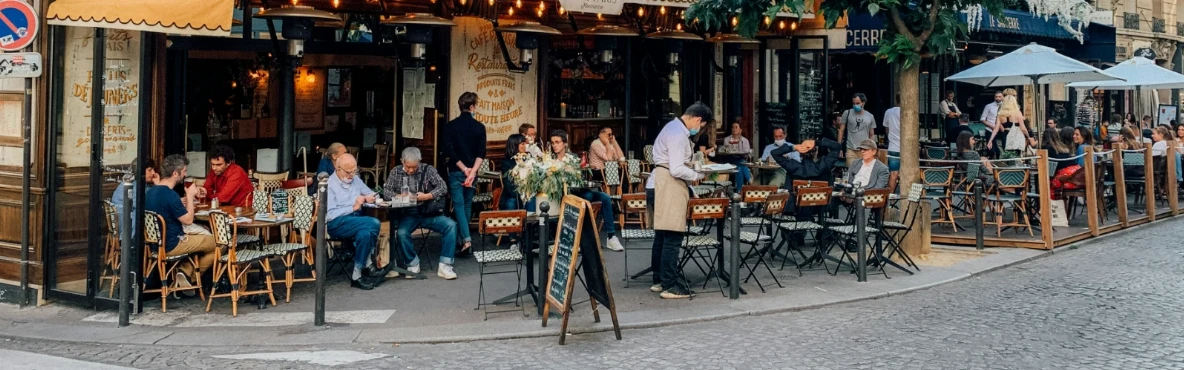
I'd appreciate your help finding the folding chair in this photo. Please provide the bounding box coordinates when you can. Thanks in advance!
[619,193,654,287]
[828,188,891,277]
[142,211,204,312]
[880,183,924,272]
[474,210,528,320]
[774,186,830,272]
[677,198,731,296]
[739,185,777,226]
[261,195,318,302]
[206,211,276,316]
[725,192,788,292]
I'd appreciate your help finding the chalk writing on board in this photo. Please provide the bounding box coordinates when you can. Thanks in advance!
[547,201,581,307]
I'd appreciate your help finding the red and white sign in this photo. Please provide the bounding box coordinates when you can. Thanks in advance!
[0,0,38,51]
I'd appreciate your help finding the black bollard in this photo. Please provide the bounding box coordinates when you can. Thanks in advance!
[118,174,134,327]
[973,179,984,251]
[854,185,867,282]
[315,174,329,326]
[537,201,550,316]
[729,193,741,299]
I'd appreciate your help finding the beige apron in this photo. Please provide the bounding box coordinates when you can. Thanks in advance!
[653,166,690,232]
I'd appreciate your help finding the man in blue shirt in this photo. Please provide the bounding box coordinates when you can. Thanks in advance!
[111,158,158,236]
[759,127,801,187]
[144,154,216,290]
[325,153,382,290]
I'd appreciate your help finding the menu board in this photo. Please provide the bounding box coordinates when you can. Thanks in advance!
[762,102,789,138]
[546,199,582,308]
[542,195,621,345]
[795,51,825,141]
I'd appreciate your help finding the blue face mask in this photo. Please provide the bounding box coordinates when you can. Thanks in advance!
[688,128,700,136]
[853,105,863,113]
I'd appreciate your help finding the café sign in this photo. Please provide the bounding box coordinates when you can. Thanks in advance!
[449,16,538,142]
[558,0,625,14]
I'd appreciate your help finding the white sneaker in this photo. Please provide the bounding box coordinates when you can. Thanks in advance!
[650,284,663,293]
[408,264,421,274]
[175,272,192,289]
[437,263,457,280]
[606,236,624,251]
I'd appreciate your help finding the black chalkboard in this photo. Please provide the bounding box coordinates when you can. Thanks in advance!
[542,195,621,345]
[546,200,582,308]
[763,102,790,130]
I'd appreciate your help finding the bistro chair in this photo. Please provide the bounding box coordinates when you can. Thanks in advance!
[740,185,777,226]
[879,184,925,272]
[281,179,309,197]
[474,210,528,320]
[100,201,121,298]
[827,188,891,277]
[949,153,990,222]
[726,192,788,292]
[921,166,958,231]
[925,146,950,160]
[206,210,276,316]
[774,186,830,272]
[346,146,360,158]
[1122,149,1148,207]
[358,143,390,188]
[252,171,289,193]
[643,145,655,167]
[261,195,318,302]
[472,160,497,211]
[618,193,654,287]
[626,159,643,193]
[988,167,1033,237]
[678,197,731,296]
[142,211,204,312]
[602,161,625,201]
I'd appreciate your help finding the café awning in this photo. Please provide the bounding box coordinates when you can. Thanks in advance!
[46,0,235,37]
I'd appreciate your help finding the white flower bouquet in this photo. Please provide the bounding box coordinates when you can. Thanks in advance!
[510,152,583,203]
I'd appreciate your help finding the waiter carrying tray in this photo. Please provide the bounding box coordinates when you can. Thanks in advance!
[646,102,712,299]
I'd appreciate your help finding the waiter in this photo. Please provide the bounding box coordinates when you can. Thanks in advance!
[940,90,963,145]
[646,102,711,300]
[980,91,1003,158]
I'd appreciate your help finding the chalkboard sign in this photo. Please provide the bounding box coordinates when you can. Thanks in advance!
[796,50,825,141]
[762,102,790,143]
[542,195,622,345]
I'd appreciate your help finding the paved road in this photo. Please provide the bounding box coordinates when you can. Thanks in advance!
[5,220,1184,369]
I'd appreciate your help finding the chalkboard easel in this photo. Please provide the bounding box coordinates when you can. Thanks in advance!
[541,195,622,345]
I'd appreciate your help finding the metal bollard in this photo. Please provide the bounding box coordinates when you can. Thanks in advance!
[118,174,134,327]
[314,174,329,327]
[854,186,867,283]
[537,201,550,316]
[973,179,984,250]
[728,193,741,299]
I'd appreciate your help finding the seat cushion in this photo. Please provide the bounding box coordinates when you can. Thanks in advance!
[821,218,847,225]
[472,193,493,203]
[220,249,271,263]
[475,248,524,263]
[683,235,721,247]
[620,229,655,239]
[237,234,261,245]
[260,242,308,256]
[150,252,189,262]
[778,221,822,231]
[740,217,768,226]
[723,231,773,244]
[827,225,880,234]
[687,225,709,234]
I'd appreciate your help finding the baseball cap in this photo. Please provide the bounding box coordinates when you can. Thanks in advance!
[857,139,878,151]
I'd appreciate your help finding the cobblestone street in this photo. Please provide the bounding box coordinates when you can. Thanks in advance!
[5,220,1184,369]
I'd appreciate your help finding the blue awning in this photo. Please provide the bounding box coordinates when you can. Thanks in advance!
[959,9,1078,40]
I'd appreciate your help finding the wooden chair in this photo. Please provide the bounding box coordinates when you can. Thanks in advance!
[678,197,731,296]
[142,211,204,312]
[774,186,830,272]
[921,166,958,231]
[988,167,1033,237]
[828,188,891,277]
[281,179,309,198]
[643,145,655,168]
[100,201,121,298]
[206,210,277,316]
[618,193,654,287]
[252,171,289,194]
[346,146,360,158]
[739,185,777,226]
[359,143,390,187]
[474,210,528,320]
[626,159,643,193]
[602,160,625,200]
[261,195,318,302]
[726,192,788,292]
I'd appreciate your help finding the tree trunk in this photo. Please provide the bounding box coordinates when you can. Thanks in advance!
[897,62,931,257]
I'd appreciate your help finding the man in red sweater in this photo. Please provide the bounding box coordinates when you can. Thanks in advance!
[198,145,254,207]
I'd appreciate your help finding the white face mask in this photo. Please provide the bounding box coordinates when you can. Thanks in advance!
[775,139,786,146]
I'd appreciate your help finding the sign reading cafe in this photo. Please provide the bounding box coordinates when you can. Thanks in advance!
[61,27,140,167]
[449,16,538,142]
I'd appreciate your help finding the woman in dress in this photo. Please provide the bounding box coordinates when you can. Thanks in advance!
[986,88,1030,162]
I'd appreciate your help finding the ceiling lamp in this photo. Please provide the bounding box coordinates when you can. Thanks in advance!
[646,30,702,66]
[707,33,756,67]
[578,25,638,63]
[255,5,342,60]
[494,21,561,69]
[382,13,456,59]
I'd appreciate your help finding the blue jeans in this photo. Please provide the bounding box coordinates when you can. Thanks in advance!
[1175,153,1182,182]
[727,158,751,193]
[575,189,616,236]
[395,212,458,266]
[448,171,475,243]
[327,214,381,271]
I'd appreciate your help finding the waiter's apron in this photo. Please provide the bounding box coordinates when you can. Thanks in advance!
[653,166,690,232]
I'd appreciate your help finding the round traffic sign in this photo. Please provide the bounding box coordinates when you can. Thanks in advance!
[0,0,38,51]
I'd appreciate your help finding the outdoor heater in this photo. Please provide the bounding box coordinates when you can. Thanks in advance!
[578,25,638,64]
[255,5,342,61]
[494,21,561,71]
[707,33,758,67]
[382,13,456,60]
[646,29,703,66]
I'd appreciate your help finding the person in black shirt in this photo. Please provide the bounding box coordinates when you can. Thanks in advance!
[947,114,975,145]
[441,92,487,253]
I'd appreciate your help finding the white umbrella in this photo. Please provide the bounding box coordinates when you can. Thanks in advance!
[1067,57,1184,123]
[947,43,1122,140]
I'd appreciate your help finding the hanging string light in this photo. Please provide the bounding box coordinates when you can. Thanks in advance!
[660,6,666,15]
[558,6,565,14]
[637,6,644,17]
[778,20,786,30]
[516,0,522,8]
[508,6,515,15]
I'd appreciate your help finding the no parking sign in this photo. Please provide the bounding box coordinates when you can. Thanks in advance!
[0,0,38,51]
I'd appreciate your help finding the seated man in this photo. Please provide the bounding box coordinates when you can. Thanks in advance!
[144,154,216,290]
[847,139,890,189]
[384,147,458,280]
[325,153,382,290]
[199,145,254,207]
[111,158,159,235]
[760,127,801,187]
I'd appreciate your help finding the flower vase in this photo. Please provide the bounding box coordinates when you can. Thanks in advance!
[534,193,561,217]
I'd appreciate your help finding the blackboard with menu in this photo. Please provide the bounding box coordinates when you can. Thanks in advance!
[542,195,621,345]
[796,51,826,141]
[762,102,790,137]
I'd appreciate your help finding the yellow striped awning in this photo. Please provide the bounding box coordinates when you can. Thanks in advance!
[46,0,235,37]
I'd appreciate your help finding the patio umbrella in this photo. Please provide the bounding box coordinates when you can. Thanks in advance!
[1067,57,1184,123]
[947,43,1122,140]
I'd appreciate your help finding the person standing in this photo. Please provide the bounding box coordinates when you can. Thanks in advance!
[646,102,710,299]
[198,145,254,207]
[144,154,217,290]
[442,92,486,254]
[980,91,1003,158]
[883,97,901,192]
[325,154,383,290]
[385,147,458,280]
[940,90,962,145]
[759,127,800,187]
[840,93,878,168]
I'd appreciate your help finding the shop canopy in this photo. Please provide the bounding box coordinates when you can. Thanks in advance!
[47,0,235,37]
[946,43,1119,87]
[1066,57,1184,90]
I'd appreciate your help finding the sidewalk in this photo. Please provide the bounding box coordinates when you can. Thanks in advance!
[0,239,1051,346]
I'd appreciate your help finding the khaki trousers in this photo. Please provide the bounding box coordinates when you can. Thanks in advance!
[168,234,217,277]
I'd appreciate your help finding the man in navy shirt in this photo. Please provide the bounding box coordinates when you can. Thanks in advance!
[441,92,487,253]
[144,154,216,289]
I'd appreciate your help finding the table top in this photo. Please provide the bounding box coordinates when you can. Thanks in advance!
[479,171,501,180]
[746,162,781,170]
[364,200,419,210]
[195,206,293,228]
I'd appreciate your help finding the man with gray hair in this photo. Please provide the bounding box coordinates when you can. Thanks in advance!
[384,147,458,279]
[325,153,383,290]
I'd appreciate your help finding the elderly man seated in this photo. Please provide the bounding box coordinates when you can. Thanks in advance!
[384,147,458,280]
[325,153,383,290]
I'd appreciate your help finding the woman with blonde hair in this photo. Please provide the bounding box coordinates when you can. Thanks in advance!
[986,88,1030,160]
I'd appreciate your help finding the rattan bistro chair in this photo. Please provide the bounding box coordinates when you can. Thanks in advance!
[206,210,277,316]
[626,159,644,193]
[618,193,654,287]
[474,210,529,320]
[261,195,318,302]
[358,143,390,187]
[100,201,122,298]
[142,211,204,312]
[921,166,958,231]
[988,167,1034,237]
[252,171,289,193]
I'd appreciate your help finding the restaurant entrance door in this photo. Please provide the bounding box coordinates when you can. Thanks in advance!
[43,27,149,309]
